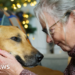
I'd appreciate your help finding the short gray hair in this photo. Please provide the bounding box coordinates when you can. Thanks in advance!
[34,0,75,23]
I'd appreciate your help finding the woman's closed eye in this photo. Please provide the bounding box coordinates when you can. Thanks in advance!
[42,28,48,34]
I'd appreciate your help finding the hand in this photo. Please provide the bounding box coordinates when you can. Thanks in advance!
[0,50,24,75]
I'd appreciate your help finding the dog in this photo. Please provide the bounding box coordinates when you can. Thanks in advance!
[0,26,43,67]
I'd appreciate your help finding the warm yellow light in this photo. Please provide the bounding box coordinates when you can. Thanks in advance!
[24,25,28,29]
[27,34,29,37]
[23,14,29,18]
[26,20,29,24]
[11,0,14,1]
[12,4,16,8]
[30,2,35,6]
[28,0,31,2]
[4,7,8,10]
[32,37,35,40]
[22,21,25,24]
[14,6,17,10]
[23,3,27,7]
[12,4,15,6]
[17,3,21,8]
[23,14,26,17]
[34,1,37,5]
[25,14,29,18]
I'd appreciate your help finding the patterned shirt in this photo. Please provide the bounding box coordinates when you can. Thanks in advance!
[64,46,75,75]
[20,69,37,75]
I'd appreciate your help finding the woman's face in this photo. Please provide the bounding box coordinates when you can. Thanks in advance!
[39,12,75,52]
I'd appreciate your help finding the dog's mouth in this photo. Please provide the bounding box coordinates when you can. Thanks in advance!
[15,55,42,67]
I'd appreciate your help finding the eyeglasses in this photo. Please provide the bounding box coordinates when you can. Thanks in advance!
[50,10,71,29]
[49,13,66,36]
[42,10,72,43]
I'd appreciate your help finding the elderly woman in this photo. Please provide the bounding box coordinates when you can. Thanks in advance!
[34,0,75,75]
[0,0,75,75]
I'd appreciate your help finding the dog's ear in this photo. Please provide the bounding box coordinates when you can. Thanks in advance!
[0,26,4,33]
[12,26,19,28]
[15,26,19,28]
[0,26,3,27]
[12,26,20,29]
[0,25,3,30]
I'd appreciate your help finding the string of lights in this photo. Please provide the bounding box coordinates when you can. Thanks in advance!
[0,0,37,40]
[0,0,37,11]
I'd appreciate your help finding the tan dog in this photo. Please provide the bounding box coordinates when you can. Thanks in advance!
[0,26,43,67]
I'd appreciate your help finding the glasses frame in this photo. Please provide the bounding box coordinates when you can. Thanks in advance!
[49,10,71,30]
[48,10,72,45]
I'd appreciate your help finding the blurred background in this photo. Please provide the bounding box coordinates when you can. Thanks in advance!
[0,0,69,72]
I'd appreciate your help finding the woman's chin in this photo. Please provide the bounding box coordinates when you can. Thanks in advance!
[62,49,67,52]
[58,44,71,52]
[61,47,71,52]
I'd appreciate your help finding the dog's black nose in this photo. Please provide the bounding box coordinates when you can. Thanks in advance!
[36,52,44,62]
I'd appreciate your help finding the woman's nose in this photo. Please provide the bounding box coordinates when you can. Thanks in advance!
[46,35,52,43]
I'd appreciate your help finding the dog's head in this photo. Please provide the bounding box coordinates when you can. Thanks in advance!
[0,26,43,67]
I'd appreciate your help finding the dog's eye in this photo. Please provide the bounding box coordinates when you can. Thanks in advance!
[10,37,21,42]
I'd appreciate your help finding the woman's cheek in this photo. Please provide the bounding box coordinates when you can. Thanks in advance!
[53,34,63,41]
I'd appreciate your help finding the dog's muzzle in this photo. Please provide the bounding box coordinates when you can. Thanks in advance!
[15,52,44,67]
[36,52,43,62]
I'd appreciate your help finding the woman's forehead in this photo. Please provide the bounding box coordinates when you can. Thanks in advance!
[39,16,46,28]
[39,12,55,28]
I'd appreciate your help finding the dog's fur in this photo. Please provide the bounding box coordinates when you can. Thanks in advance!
[0,26,43,67]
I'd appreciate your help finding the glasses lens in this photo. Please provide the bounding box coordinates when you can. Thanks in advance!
[45,24,54,43]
